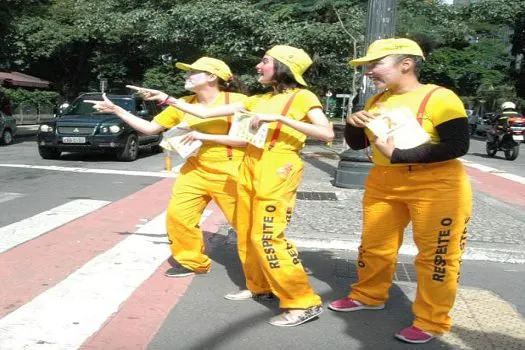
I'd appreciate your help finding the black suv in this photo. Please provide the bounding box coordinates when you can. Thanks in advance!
[37,93,162,161]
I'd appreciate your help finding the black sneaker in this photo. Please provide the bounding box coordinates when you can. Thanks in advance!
[164,265,195,278]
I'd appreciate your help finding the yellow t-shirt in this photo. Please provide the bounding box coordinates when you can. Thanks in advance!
[244,88,323,151]
[153,91,248,160]
[365,84,467,166]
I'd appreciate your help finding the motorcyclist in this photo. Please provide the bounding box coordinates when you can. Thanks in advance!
[496,102,520,129]
[490,102,520,140]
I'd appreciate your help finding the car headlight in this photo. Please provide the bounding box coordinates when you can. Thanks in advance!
[109,125,121,133]
[100,126,108,133]
[40,124,54,132]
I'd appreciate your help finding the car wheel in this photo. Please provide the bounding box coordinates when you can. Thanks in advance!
[1,129,13,145]
[38,146,61,159]
[116,134,139,161]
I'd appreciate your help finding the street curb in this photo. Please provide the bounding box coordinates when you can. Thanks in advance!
[291,237,525,264]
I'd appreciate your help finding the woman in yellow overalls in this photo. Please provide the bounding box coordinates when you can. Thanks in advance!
[328,38,472,344]
[87,57,247,278]
[139,45,334,327]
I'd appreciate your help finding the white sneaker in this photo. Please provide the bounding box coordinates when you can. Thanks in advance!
[224,289,274,301]
[268,305,323,327]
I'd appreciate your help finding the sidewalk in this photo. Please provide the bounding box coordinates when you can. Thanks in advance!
[149,139,525,349]
[295,141,525,348]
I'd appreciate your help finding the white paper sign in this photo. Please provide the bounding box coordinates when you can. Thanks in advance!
[366,107,431,149]
[228,111,269,149]
[160,121,202,158]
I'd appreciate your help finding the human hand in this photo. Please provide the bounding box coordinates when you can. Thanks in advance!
[180,131,207,144]
[84,93,118,113]
[347,110,379,128]
[248,112,279,129]
[126,85,168,102]
[373,135,395,158]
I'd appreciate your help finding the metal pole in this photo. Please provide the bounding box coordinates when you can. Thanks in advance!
[334,0,397,189]
[360,0,397,107]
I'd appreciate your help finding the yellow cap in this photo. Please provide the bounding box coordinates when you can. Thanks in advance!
[266,45,312,86]
[350,38,424,67]
[175,57,233,81]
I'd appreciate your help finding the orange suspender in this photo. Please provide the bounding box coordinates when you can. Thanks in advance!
[268,90,302,150]
[225,92,233,160]
[367,91,386,110]
[363,86,444,153]
[189,93,233,160]
[416,86,443,125]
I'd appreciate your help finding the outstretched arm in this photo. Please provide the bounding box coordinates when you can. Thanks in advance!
[126,85,244,119]
[180,132,247,147]
[250,108,334,142]
[85,94,164,135]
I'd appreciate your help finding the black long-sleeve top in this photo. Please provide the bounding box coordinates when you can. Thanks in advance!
[344,117,470,163]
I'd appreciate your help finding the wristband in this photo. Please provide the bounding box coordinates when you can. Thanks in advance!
[158,96,175,106]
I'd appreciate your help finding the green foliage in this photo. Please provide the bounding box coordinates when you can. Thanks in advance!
[141,65,186,97]
[1,0,523,110]
[0,87,59,109]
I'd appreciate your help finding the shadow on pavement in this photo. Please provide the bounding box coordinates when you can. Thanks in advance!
[166,234,460,350]
[469,152,507,160]
[302,154,338,178]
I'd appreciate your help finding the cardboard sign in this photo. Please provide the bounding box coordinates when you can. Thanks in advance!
[160,121,202,158]
[228,111,269,149]
[366,107,431,149]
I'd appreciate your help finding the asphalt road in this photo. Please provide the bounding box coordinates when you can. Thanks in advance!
[2,133,525,349]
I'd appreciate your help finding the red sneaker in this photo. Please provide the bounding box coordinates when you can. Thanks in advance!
[395,326,435,344]
[328,297,385,312]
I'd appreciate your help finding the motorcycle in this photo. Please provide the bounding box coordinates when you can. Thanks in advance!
[486,115,525,160]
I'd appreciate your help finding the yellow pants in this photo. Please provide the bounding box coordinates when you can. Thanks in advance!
[349,159,472,334]
[166,156,241,273]
[236,147,322,309]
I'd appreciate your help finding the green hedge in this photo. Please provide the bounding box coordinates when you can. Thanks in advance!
[0,87,60,109]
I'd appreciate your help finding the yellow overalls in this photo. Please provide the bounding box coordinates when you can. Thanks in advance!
[235,88,322,309]
[154,92,247,273]
[349,85,472,334]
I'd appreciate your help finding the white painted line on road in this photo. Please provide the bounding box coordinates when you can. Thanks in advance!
[0,212,169,350]
[0,192,24,204]
[293,238,525,264]
[0,199,110,254]
[459,159,525,185]
[0,163,183,178]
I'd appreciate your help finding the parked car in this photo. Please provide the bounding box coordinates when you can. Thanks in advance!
[37,93,162,161]
[0,111,17,145]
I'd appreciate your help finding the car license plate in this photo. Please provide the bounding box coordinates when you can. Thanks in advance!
[62,136,86,144]
[512,135,524,141]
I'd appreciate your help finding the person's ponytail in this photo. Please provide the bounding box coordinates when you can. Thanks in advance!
[218,76,248,95]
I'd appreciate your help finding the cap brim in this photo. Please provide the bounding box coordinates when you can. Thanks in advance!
[293,73,308,86]
[349,53,388,67]
[175,62,193,71]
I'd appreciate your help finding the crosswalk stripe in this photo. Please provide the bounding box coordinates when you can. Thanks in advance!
[0,192,24,204]
[460,158,525,185]
[0,163,183,178]
[0,212,169,350]
[0,199,110,254]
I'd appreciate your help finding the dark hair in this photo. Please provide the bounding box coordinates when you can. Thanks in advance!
[272,60,302,93]
[217,75,248,95]
[393,54,424,77]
